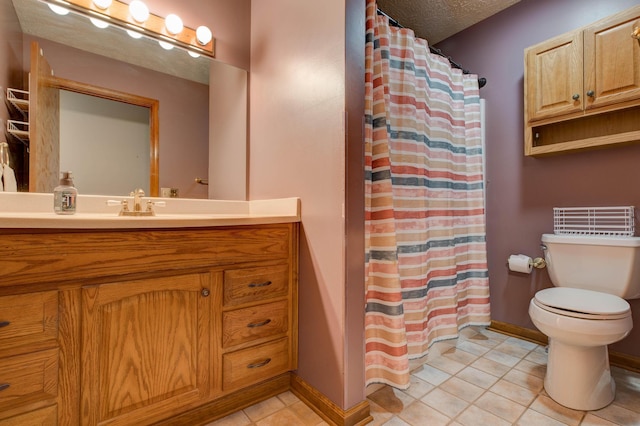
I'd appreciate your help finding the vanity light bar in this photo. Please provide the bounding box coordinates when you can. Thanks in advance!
[40,0,215,58]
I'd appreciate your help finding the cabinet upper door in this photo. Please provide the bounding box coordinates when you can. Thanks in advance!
[81,272,212,426]
[525,31,584,122]
[584,7,640,110]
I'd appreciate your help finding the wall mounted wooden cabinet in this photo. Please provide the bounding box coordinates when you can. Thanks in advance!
[524,5,640,156]
[0,223,298,425]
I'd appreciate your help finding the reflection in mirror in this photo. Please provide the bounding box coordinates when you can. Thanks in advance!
[57,82,158,196]
[29,49,160,195]
[60,92,150,196]
[14,0,211,84]
[4,0,248,200]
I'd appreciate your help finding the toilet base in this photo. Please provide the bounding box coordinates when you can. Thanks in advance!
[545,338,615,411]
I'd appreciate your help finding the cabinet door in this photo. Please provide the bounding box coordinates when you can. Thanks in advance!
[525,31,583,121]
[81,273,212,426]
[584,7,640,110]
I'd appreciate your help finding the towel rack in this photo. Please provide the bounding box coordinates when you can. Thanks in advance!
[0,142,9,167]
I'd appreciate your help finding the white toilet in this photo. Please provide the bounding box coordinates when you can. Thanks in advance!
[528,233,640,411]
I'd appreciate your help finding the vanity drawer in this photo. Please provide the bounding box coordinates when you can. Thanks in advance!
[0,292,58,352]
[0,349,58,410]
[222,338,290,390]
[0,404,57,426]
[223,264,289,307]
[222,300,288,348]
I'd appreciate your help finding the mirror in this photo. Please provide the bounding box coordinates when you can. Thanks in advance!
[5,0,248,200]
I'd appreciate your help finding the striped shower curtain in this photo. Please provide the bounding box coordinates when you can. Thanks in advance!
[364,0,491,389]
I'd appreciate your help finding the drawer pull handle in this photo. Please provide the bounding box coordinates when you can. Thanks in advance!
[247,319,271,328]
[248,280,272,288]
[0,321,9,328]
[247,358,271,369]
[0,383,10,392]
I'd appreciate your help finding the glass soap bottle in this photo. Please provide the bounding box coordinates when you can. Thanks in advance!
[54,171,78,215]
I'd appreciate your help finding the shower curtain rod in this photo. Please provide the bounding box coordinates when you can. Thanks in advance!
[376,8,487,89]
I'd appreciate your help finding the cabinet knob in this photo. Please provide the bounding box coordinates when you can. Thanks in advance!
[201,288,210,297]
[0,321,10,328]
[572,93,580,100]
[0,383,10,392]
[633,26,640,40]
[586,90,595,97]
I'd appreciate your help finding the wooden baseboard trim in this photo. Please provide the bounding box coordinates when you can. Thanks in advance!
[155,372,373,426]
[156,373,291,426]
[488,320,640,373]
[488,320,547,345]
[290,374,372,426]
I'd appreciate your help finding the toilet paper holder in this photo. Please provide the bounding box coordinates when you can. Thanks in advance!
[506,254,547,272]
[531,257,546,269]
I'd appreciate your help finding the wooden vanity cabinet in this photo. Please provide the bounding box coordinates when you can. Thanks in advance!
[0,292,59,425]
[524,5,640,155]
[0,223,298,425]
[81,273,213,425]
[221,264,295,391]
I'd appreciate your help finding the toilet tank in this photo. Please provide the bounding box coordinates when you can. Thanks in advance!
[542,234,640,299]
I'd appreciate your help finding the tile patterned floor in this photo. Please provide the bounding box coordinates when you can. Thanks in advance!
[207,327,640,426]
[205,390,328,426]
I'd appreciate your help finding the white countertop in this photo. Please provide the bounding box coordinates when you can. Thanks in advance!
[0,193,301,229]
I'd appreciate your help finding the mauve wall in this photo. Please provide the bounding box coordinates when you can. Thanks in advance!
[118,0,250,70]
[250,0,366,409]
[1,0,26,185]
[0,0,23,113]
[436,0,640,357]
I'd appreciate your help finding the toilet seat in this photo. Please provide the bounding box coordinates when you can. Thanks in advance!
[534,287,630,320]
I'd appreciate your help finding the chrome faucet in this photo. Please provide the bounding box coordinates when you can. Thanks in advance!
[107,189,164,216]
[131,188,145,212]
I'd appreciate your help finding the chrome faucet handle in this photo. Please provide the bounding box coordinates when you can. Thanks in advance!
[145,199,165,211]
[107,199,131,215]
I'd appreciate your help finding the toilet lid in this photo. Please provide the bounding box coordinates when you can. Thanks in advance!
[534,288,630,319]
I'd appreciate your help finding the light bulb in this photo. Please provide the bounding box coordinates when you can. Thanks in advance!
[195,26,212,45]
[92,0,112,9]
[165,14,183,35]
[158,40,174,50]
[129,0,149,23]
[188,51,200,58]
[126,29,143,39]
[90,17,109,28]
[48,3,69,15]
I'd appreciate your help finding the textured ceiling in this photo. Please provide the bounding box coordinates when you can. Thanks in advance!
[376,0,521,44]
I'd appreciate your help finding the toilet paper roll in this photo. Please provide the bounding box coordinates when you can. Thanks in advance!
[508,254,533,274]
